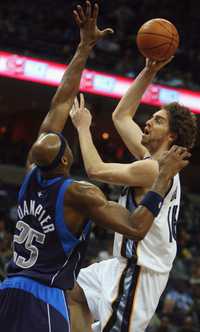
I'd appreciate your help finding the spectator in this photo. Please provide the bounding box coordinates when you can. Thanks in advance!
[0,0,200,89]
[162,278,193,325]
[178,315,198,332]
[0,213,12,280]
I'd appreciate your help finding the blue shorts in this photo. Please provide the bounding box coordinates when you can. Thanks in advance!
[0,276,70,332]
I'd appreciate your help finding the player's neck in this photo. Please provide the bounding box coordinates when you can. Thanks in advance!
[41,169,70,179]
[150,145,169,161]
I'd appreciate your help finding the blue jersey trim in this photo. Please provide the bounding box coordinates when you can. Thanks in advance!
[0,276,69,321]
[82,220,91,239]
[18,167,37,202]
[126,190,137,258]
[36,168,63,187]
[128,190,137,211]
[55,179,80,254]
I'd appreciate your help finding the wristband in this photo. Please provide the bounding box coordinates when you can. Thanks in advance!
[140,191,164,217]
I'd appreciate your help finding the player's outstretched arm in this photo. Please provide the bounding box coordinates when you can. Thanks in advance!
[70,94,159,187]
[112,58,173,160]
[26,1,113,169]
[66,146,191,240]
[39,1,113,136]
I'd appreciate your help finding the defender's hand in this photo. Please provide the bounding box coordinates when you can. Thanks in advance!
[70,94,92,130]
[158,145,191,178]
[73,1,114,48]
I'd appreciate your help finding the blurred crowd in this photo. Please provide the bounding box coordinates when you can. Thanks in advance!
[0,178,200,331]
[0,0,200,89]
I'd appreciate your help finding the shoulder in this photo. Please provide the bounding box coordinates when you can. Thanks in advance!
[65,180,106,205]
[68,180,102,194]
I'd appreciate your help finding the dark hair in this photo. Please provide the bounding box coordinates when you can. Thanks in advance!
[164,102,197,149]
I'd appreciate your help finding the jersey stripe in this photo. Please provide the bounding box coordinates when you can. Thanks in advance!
[102,262,141,331]
[1,276,68,320]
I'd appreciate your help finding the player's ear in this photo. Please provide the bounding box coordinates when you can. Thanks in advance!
[61,155,68,166]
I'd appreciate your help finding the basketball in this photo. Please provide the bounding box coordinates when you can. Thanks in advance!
[136,18,179,61]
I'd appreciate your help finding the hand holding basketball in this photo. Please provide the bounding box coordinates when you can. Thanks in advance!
[136,18,179,61]
[145,57,174,74]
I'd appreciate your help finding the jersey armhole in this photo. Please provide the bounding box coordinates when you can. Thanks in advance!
[164,177,174,199]
[55,179,92,254]
[55,179,79,254]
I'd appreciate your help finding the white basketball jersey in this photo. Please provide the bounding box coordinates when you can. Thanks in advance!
[113,174,181,273]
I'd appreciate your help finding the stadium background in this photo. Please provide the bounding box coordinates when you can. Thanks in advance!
[0,0,200,331]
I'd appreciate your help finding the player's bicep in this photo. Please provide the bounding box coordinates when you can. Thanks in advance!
[88,201,132,233]
[74,194,150,240]
[113,116,149,160]
[128,159,159,187]
[66,181,107,214]
[89,160,159,187]
[67,182,133,236]
[66,181,154,240]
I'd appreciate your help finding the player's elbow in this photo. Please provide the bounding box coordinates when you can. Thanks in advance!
[130,229,146,241]
[112,111,130,130]
[112,111,121,124]
[86,167,99,180]
[129,222,149,241]
[87,163,106,181]
[137,229,147,240]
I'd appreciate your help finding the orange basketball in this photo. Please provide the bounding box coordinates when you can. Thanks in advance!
[136,18,179,61]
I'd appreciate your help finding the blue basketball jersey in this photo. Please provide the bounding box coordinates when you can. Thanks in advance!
[7,167,91,290]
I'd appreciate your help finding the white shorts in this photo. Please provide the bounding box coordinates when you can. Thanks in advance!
[77,257,169,332]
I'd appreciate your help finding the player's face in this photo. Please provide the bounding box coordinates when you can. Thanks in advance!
[142,109,172,152]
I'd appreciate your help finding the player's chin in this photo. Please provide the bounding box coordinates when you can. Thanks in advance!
[141,134,149,146]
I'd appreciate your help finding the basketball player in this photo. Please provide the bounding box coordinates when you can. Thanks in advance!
[0,3,188,332]
[69,58,197,331]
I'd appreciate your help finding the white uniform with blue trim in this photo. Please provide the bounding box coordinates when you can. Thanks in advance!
[113,174,181,273]
[77,174,181,332]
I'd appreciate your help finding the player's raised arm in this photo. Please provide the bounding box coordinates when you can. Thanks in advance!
[70,94,159,187]
[26,1,113,170]
[66,146,190,240]
[112,58,173,160]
